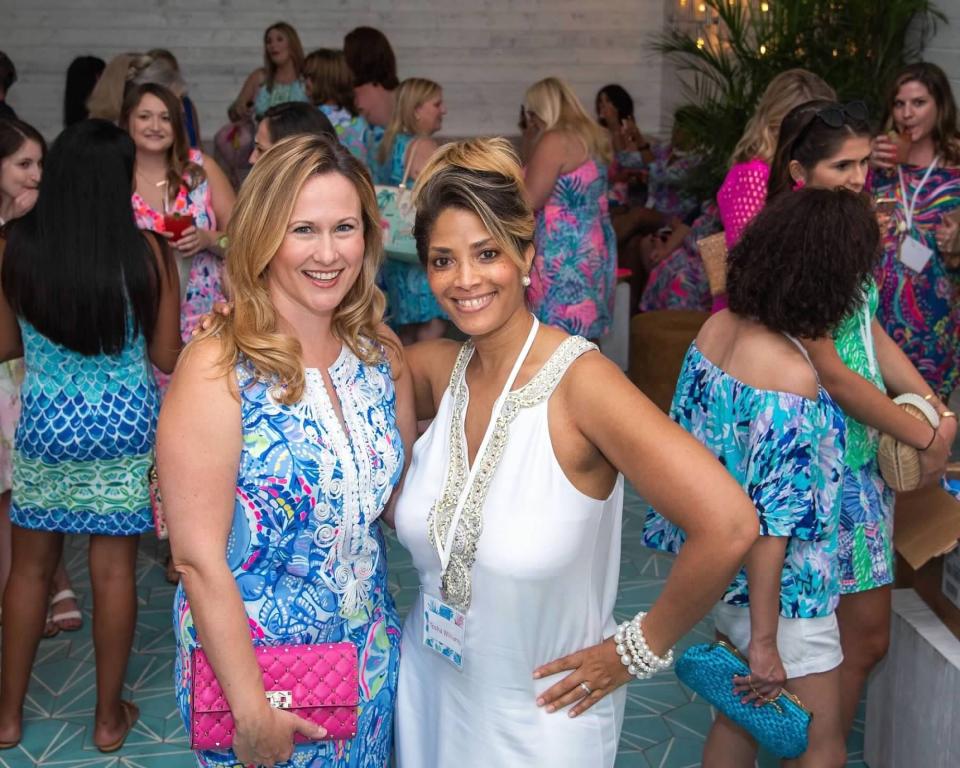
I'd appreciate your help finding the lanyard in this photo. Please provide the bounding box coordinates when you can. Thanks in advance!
[898,156,939,232]
[859,302,878,379]
[433,315,539,574]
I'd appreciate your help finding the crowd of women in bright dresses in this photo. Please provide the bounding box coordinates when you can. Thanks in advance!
[0,17,958,768]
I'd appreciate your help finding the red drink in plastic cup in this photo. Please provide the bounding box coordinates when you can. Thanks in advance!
[163,213,195,240]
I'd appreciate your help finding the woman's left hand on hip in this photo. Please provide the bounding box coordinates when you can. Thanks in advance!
[533,636,632,718]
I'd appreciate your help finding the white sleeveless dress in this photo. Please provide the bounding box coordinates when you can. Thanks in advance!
[394,336,626,767]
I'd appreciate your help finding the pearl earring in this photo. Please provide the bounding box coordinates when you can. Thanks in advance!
[521,274,531,287]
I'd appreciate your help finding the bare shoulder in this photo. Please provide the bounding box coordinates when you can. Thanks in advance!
[170,335,234,392]
[756,339,819,401]
[406,338,462,382]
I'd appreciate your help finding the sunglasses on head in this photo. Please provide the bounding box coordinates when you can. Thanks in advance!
[810,100,870,128]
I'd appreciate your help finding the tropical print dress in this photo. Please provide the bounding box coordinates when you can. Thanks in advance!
[378,133,445,328]
[872,164,960,398]
[638,202,719,312]
[131,149,224,344]
[11,320,157,536]
[174,347,404,767]
[643,343,845,619]
[527,158,618,339]
[320,105,371,168]
[832,280,895,593]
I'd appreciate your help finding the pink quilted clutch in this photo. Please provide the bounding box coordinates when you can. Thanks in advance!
[189,641,358,751]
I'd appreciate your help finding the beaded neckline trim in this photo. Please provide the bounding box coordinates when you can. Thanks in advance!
[427,335,596,610]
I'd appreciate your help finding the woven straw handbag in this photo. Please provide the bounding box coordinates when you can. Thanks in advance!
[697,232,728,297]
[877,394,941,492]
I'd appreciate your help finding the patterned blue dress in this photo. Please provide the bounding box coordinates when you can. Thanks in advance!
[319,105,371,168]
[10,320,158,535]
[377,133,445,328]
[174,345,404,767]
[643,344,845,619]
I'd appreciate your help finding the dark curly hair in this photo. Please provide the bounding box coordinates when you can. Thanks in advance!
[727,187,880,339]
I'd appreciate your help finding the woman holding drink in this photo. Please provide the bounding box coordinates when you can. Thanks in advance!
[123,83,235,343]
[870,62,960,397]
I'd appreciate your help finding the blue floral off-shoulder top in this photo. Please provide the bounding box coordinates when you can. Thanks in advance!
[643,343,845,619]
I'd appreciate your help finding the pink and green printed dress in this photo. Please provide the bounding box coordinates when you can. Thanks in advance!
[131,149,225,343]
[872,163,960,397]
[527,158,618,339]
[174,347,404,767]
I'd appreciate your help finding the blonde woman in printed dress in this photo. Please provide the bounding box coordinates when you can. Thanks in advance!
[160,134,416,768]
[522,77,617,340]
[392,138,757,766]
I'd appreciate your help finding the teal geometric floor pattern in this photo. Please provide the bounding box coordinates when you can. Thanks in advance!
[0,486,868,767]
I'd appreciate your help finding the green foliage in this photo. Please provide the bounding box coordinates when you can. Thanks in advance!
[656,0,946,199]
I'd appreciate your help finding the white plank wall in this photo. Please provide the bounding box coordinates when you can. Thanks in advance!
[0,0,668,143]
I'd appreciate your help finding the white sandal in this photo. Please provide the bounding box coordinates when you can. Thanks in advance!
[49,589,83,632]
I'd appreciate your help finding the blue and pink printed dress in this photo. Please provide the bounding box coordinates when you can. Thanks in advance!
[526,158,618,339]
[174,345,404,767]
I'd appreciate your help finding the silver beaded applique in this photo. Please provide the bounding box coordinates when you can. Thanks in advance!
[428,335,597,611]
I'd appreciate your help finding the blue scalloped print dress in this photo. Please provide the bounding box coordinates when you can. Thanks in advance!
[173,346,404,768]
[10,320,158,535]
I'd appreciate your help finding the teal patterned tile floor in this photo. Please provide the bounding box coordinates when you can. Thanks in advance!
[0,486,867,767]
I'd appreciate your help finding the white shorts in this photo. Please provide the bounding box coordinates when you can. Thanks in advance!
[712,602,843,679]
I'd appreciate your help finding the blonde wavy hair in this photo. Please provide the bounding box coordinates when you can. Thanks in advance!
[378,77,442,166]
[524,77,611,164]
[86,52,143,122]
[200,134,392,404]
[412,138,535,271]
[731,69,835,164]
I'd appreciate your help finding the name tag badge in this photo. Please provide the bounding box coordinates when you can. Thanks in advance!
[422,591,466,669]
[899,235,934,273]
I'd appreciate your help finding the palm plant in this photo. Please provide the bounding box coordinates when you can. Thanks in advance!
[656,0,946,198]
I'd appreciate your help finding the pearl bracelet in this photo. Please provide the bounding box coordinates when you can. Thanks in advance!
[613,612,674,680]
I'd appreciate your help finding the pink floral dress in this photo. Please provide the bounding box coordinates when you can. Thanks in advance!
[131,149,224,343]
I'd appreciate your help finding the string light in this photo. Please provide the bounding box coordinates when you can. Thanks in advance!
[698,2,707,11]
[697,37,706,49]
[759,44,767,55]
[761,2,770,11]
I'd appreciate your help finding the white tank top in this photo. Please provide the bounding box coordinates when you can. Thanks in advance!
[394,335,626,767]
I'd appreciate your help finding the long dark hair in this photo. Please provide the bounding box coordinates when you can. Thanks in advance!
[63,56,106,127]
[882,62,960,166]
[121,82,203,205]
[3,120,162,354]
[767,100,872,201]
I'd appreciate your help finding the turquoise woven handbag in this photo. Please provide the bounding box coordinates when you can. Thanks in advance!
[675,641,811,759]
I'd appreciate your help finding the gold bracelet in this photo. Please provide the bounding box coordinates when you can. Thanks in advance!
[942,410,957,420]
[924,393,939,403]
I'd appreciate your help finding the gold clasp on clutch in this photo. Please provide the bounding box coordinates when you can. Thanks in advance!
[265,690,292,709]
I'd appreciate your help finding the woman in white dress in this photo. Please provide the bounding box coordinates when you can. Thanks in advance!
[392,138,759,766]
